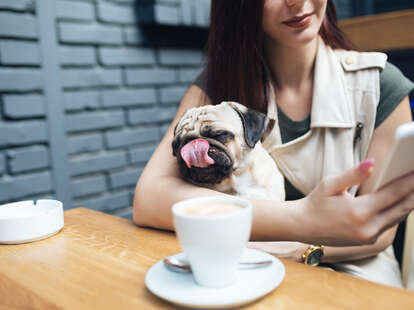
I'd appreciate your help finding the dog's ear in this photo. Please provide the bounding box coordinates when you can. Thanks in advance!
[230,103,269,148]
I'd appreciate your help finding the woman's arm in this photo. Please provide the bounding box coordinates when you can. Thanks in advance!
[133,85,216,229]
[133,85,304,237]
[255,96,412,262]
[133,88,414,246]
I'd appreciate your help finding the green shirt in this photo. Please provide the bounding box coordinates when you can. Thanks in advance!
[280,62,414,200]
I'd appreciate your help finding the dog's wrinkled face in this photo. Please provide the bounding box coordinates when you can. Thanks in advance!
[172,102,270,186]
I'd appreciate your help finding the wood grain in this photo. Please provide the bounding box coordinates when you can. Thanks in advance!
[339,9,414,51]
[0,208,413,309]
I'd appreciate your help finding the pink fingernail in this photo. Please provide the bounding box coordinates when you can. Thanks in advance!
[359,158,375,174]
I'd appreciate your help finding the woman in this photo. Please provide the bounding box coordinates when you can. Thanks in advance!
[133,0,414,287]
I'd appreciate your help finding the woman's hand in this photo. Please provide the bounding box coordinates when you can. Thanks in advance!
[302,159,414,246]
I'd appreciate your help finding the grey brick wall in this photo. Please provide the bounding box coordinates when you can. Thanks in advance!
[0,0,54,205]
[0,0,205,220]
[7,146,50,174]
[2,0,360,219]
[137,0,210,27]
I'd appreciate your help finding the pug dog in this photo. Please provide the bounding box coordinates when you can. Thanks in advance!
[172,101,285,200]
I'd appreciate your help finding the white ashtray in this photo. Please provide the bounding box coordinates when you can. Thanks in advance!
[0,200,64,244]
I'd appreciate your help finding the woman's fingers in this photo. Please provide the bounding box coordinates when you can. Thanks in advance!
[370,171,414,213]
[322,158,375,195]
[354,179,414,244]
[377,191,414,233]
[307,160,413,246]
[349,171,414,243]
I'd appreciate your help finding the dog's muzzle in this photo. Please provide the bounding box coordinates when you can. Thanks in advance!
[180,139,215,168]
[176,138,233,185]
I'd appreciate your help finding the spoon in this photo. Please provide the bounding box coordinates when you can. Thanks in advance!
[164,256,273,273]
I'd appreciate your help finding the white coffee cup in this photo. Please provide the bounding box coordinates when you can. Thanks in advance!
[172,195,252,287]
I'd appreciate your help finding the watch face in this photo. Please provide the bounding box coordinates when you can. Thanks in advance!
[307,249,323,266]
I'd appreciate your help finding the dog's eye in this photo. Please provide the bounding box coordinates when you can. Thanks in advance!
[205,130,234,144]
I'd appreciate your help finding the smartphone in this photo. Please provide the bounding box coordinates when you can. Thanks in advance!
[373,122,414,191]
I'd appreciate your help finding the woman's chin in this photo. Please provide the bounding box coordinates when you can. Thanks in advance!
[282,30,320,48]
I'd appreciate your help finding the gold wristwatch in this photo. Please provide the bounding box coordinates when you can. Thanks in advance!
[302,245,324,266]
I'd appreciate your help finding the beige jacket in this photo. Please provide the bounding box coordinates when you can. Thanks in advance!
[263,37,402,287]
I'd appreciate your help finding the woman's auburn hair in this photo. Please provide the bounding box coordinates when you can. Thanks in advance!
[204,0,355,113]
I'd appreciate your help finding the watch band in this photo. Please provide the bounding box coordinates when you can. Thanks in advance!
[302,245,324,266]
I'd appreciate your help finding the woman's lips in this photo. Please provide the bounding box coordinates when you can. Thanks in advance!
[282,13,312,28]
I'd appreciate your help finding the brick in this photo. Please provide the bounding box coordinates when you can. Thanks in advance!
[158,0,180,4]
[66,111,124,133]
[0,153,4,176]
[99,47,155,66]
[159,48,202,65]
[160,86,186,103]
[98,3,136,24]
[179,67,202,83]
[0,0,34,11]
[0,68,43,91]
[59,22,122,45]
[114,0,137,3]
[181,0,193,25]
[62,68,122,88]
[69,152,127,176]
[3,94,45,119]
[71,175,106,198]
[123,27,148,45]
[101,88,156,108]
[154,4,180,25]
[56,1,95,21]
[0,12,37,39]
[63,90,100,111]
[128,106,176,125]
[7,146,50,174]
[127,107,157,125]
[0,121,47,147]
[113,0,136,3]
[74,191,130,212]
[0,171,52,202]
[0,40,40,65]
[67,133,103,155]
[125,67,176,85]
[109,168,143,189]
[157,106,177,121]
[129,145,155,164]
[105,127,160,149]
[194,0,210,27]
[160,123,170,135]
[59,46,96,66]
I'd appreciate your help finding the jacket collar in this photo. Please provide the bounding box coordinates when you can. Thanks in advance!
[266,36,354,129]
[310,37,354,128]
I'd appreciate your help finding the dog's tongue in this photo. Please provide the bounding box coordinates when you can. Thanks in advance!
[180,139,215,168]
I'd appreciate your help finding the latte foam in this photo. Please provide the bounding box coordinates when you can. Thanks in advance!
[181,202,243,216]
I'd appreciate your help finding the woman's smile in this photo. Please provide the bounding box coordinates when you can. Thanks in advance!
[282,13,313,28]
[262,0,327,47]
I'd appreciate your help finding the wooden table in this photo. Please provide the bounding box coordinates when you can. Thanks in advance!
[0,208,413,309]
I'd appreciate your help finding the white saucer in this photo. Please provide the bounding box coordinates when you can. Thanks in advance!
[145,248,285,309]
